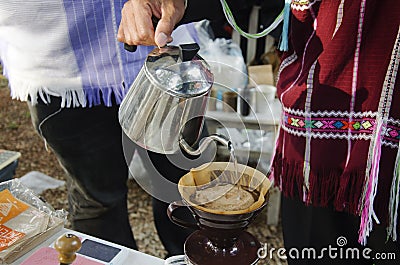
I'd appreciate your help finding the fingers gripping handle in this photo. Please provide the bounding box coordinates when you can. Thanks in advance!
[124,16,160,52]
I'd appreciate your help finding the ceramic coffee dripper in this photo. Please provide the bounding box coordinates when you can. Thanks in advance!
[119,43,230,155]
[168,162,271,265]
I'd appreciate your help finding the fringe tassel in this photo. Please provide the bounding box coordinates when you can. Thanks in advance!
[83,84,126,107]
[8,77,126,108]
[278,0,291,51]
[358,119,383,245]
[303,160,311,203]
[85,87,100,107]
[268,128,283,186]
[334,171,364,214]
[272,153,365,212]
[272,155,304,199]
[388,142,400,241]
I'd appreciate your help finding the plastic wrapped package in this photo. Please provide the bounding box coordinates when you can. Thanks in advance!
[0,179,67,264]
[195,20,248,91]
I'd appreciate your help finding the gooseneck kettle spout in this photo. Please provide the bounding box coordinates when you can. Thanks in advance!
[179,134,232,157]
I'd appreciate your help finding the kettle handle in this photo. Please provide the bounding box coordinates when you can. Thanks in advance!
[124,43,137,52]
[167,201,198,230]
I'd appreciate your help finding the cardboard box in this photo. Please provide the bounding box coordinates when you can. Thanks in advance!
[248,65,275,86]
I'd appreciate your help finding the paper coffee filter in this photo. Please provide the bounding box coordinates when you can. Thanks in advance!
[178,162,271,214]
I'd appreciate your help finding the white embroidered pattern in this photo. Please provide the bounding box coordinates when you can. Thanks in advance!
[283,107,378,118]
[277,52,298,84]
[383,141,400,149]
[281,126,399,149]
[388,117,400,127]
[281,108,400,149]
[291,1,311,12]
[303,60,317,196]
[386,25,400,241]
[333,0,345,38]
[281,124,374,140]
[291,0,322,11]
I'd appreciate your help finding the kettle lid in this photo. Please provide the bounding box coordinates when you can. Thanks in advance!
[144,43,214,97]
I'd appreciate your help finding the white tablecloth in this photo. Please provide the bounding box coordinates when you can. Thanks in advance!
[14,228,165,265]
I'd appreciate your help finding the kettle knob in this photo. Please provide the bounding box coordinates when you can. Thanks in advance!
[179,43,200,62]
[54,233,82,265]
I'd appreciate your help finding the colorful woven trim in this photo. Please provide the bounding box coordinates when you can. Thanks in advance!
[281,110,400,147]
[385,124,400,146]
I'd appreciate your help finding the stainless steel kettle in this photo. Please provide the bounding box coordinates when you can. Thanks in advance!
[119,43,230,155]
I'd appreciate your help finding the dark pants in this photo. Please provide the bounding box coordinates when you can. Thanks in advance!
[281,195,400,265]
[132,131,212,257]
[28,96,204,255]
[28,97,138,249]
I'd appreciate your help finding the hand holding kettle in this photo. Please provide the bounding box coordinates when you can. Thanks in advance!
[117,0,186,48]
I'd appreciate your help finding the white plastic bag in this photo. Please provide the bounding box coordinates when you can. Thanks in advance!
[195,20,248,90]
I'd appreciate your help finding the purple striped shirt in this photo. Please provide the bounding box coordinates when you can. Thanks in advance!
[62,0,154,106]
[0,1,197,108]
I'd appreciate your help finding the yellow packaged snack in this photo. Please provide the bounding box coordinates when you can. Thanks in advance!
[0,189,49,252]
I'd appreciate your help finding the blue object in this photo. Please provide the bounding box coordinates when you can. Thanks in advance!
[279,0,291,51]
[0,159,18,182]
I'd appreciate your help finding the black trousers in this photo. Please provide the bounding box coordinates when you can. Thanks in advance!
[28,96,204,255]
[129,148,200,257]
[132,130,211,257]
[281,195,400,265]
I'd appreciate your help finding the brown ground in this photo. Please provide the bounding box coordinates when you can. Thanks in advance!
[0,73,286,264]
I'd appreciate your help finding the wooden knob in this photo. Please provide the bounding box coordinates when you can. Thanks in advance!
[54,233,82,265]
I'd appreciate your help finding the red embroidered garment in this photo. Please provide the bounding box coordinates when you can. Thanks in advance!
[270,0,400,243]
